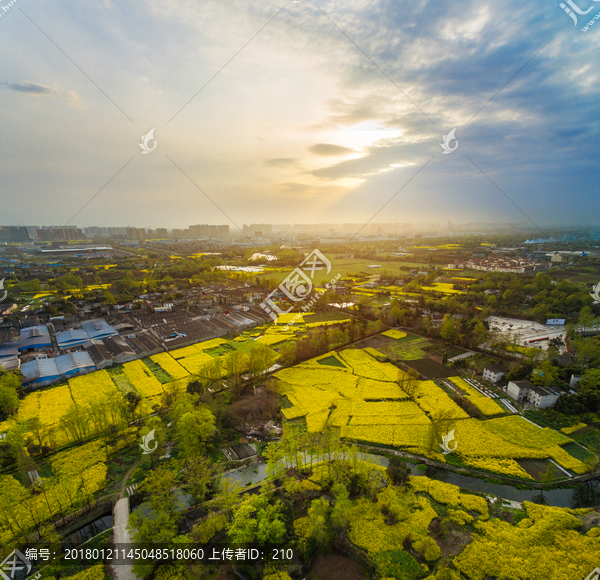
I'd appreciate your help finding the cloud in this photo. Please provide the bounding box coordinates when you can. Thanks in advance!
[308,143,356,156]
[4,80,85,108]
[265,158,300,168]
[5,81,56,95]
[59,90,85,109]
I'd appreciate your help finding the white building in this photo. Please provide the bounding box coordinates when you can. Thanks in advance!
[483,364,508,383]
[507,380,561,408]
[570,374,582,390]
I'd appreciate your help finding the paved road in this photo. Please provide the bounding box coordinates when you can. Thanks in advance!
[112,498,138,580]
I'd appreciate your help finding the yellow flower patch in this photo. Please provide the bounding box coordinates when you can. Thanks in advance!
[448,377,504,416]
[381,329,407,339]
[175,351,215,375]
[561,422,586,434]
[484,415,570,449]
[357,377,409,400]
[150,352,190,379]
[123,360,164,398]
[347,486,438,560]
[196,338,228,350]
[342,423,431,448]
[413,381,470,420]
[63,564,106,580]
[338,349,400,382]
[305,319,351,327]
[463,457,534,480]
[256,333,292,346]
[454,502,598,580]
[69,370,119,406]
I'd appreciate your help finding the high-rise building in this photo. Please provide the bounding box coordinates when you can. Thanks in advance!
[188,224,230,239]
[0,226,32,242]
[36,227,84,241]
[243,224,272,236]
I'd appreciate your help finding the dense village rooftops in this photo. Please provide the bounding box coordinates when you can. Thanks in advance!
[80,318,118,340]
[21,351,94,386]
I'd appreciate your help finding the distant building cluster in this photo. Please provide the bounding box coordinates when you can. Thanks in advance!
[0,224,232,243]
[0,226,32,242]
[243,224,273,237]
[448,257,548,273]
[37,227,84,241]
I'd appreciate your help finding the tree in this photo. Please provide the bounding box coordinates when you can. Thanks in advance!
[183,455,214,504]
[124,391,142,424]
[186,378,204,396]
[140,416,168,467]
[531,361,560,387]
[502,289,515,302]
[174,406,216,459]
[387,456,410,486]
[128,511,179,578]
[228,494,286,545]
[279,341,297,366]
[0,371,21,417]
[0,474,29,539]
[171,393,195,422]
[331,483,351,530]
[579,369,600,393]
[103,291,116,305]
[140,464,183,518]
[248,343,275,386]
[400,368,420,398]
[427,410,455,453]
[59,404,91,443]
[26,417,50,450]
[536,464,554,504]
[215,478,242,522]
[224,350,248,398]
[307,498,330,547]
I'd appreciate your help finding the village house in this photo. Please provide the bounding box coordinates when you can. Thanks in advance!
[482,363,508,383]
[507,380,561,408]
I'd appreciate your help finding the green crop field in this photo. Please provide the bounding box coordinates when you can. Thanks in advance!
[254,257,430,285]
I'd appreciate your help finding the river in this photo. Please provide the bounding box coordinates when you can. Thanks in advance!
[219,452,599,508]
[130,450,598,521]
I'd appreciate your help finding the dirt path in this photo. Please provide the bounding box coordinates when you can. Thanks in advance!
[111,498,138,580]
[119,457,143,500]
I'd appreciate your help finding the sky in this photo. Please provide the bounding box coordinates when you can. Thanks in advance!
[0,0,599,232]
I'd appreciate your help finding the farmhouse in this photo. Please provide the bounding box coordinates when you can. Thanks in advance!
[483,363,508,383]
[507,380,561,408]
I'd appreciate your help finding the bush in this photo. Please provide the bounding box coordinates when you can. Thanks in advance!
[387,456,410,486]
[374,550,429,580]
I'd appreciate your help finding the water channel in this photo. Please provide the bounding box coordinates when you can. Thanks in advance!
[218,452,599,509]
